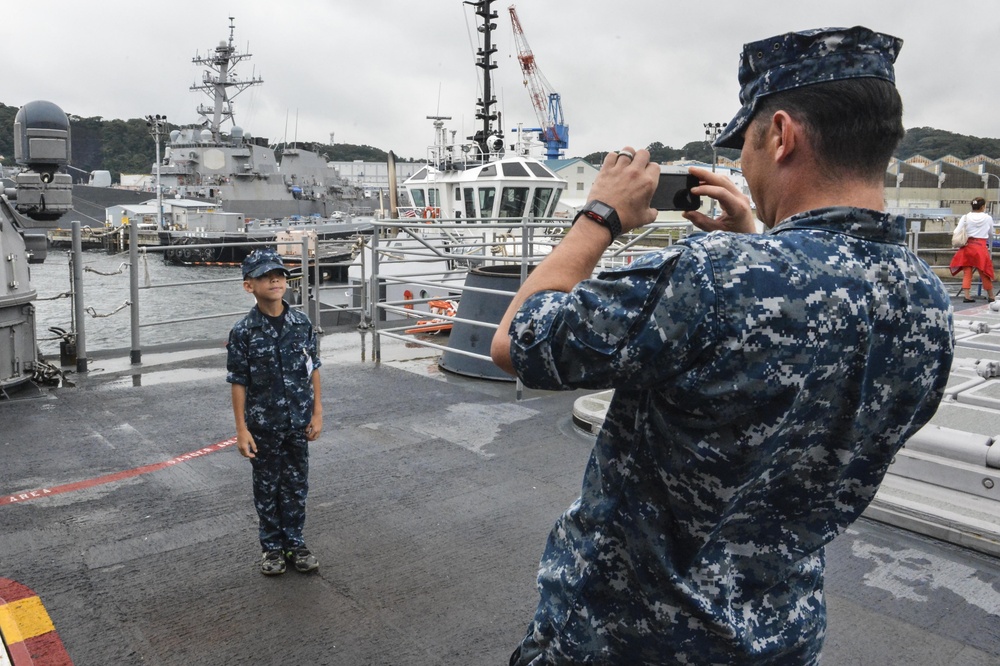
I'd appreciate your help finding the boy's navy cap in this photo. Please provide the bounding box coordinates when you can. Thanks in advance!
[242,248,290,279]
[714,26,903,150]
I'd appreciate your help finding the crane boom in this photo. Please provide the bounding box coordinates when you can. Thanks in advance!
[508,5,569,160]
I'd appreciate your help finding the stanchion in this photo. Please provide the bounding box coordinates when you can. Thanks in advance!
[371,229,381,362]
[129,219,141,364]
[71,221,88,373]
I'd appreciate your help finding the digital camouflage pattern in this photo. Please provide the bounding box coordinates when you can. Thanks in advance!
[248,429,310,551]
[715,26,902,150]
[508,208,954,664]
[226,302,321,432]
[227,302,321,551]
[242,247,291,279]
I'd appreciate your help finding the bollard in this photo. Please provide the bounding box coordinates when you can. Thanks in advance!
[71,221,88,373]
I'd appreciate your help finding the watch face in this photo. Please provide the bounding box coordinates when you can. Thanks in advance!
[586,201,613,219]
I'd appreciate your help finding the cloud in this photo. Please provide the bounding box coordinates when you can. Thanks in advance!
[1,0,996,162]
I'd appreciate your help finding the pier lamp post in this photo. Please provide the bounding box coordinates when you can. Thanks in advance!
[703,122,725,172]
[145,114,167,230]
[703,122,725,217]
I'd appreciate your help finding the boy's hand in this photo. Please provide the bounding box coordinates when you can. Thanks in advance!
[305,413,323,442]
[237,429,257,459]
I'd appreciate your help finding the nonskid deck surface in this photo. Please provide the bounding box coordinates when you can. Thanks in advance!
[1,317,999,664]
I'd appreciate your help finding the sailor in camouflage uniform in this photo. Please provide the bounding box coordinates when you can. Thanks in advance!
[227,248,323,576]
[493,27,955,665]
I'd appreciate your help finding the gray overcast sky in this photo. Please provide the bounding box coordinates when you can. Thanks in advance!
[3,1,996,162]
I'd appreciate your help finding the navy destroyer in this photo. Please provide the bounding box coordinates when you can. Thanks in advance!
[158,17,373,221]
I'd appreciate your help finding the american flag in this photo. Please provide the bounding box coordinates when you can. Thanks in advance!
[400,209,418,218]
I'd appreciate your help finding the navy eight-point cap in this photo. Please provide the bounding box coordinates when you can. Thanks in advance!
[242,248,291,279]
[714,26,903,150]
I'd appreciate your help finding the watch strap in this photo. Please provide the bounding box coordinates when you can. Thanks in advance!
[574,200,622,240]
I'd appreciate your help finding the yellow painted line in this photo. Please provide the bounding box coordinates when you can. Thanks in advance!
[0,595,56,644]
[0,605,19,646]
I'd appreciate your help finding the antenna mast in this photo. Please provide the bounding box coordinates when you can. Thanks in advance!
[464,0,503,157]
[190,17,263,140]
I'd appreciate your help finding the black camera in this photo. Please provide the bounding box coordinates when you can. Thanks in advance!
[650,170,701,212]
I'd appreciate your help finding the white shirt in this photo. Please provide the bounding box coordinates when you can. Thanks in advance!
[958,211,994,239]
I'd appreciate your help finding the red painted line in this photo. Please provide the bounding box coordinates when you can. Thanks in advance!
[0,437,237,507]
[18,632,73,666]
[0,580,34,605]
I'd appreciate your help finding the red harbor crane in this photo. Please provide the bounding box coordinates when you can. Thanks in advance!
[508,5,569,160]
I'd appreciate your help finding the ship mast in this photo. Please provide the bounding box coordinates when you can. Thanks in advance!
[190,16,263,141]
[464,0,502,158]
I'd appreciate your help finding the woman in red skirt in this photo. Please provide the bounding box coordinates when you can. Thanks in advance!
[950,196,995,302]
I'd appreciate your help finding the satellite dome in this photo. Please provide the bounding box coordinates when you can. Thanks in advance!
[15,100,70,132]
[231,126,244,139]
[14,100,71,170]
[199,129,213,142]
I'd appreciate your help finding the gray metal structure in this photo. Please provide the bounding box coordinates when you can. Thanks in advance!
[0,100,71,393]
[154,17,376,220]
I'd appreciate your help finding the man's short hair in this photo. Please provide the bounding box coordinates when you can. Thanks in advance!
[749,77,904,182]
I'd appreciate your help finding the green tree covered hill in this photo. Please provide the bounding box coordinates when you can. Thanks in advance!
[0,102,996,180]
[580,128,1000,165]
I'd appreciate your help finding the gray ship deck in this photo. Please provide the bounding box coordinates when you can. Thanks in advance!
[2,296,999,665]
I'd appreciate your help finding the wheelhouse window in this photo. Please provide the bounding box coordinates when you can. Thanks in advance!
[530,188,553,217]
[499,187,529,218]
[478,187,496,218]
[548,190,562,216]
[463,188,477,218]
[410,189,426,209]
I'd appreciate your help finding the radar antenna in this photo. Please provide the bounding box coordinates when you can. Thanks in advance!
[190,17,263,141]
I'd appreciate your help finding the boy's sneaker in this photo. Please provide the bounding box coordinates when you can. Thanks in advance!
[260,549,286,576]
[285,546,319,573]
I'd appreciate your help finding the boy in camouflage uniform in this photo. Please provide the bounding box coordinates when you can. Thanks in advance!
[227,248,323,576]
[493,27,954,664]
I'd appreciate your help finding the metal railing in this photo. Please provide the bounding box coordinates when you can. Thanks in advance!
[44,216,983,374]
[58,221,369,370]
[362,217,693,366]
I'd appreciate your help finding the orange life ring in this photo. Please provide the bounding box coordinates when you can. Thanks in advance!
[422,207,439,219]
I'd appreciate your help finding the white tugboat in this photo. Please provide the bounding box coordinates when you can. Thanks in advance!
[350,0,566,322]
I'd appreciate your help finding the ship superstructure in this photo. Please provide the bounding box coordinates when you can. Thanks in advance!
[156,17,373,220]
[398,0,565,223]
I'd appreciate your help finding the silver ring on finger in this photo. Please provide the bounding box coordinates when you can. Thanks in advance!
[618,150,635,161]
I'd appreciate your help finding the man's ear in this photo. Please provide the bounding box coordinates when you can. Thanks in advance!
[243,279,253,293]
[771,110,799,164]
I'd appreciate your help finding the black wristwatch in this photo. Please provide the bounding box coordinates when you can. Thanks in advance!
[574,200,621,240]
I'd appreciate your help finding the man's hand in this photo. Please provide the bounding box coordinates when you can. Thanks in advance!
[588,147,660,234]
[683,166,757,234]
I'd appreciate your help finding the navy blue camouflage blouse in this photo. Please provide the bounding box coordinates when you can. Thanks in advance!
[226,303,321,433]
[510,207,954,664]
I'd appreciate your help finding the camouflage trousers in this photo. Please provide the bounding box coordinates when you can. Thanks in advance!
[509,625,548,666]
[249,428,309,552]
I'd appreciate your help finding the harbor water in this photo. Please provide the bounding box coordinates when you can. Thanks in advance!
[29,247,255,359]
